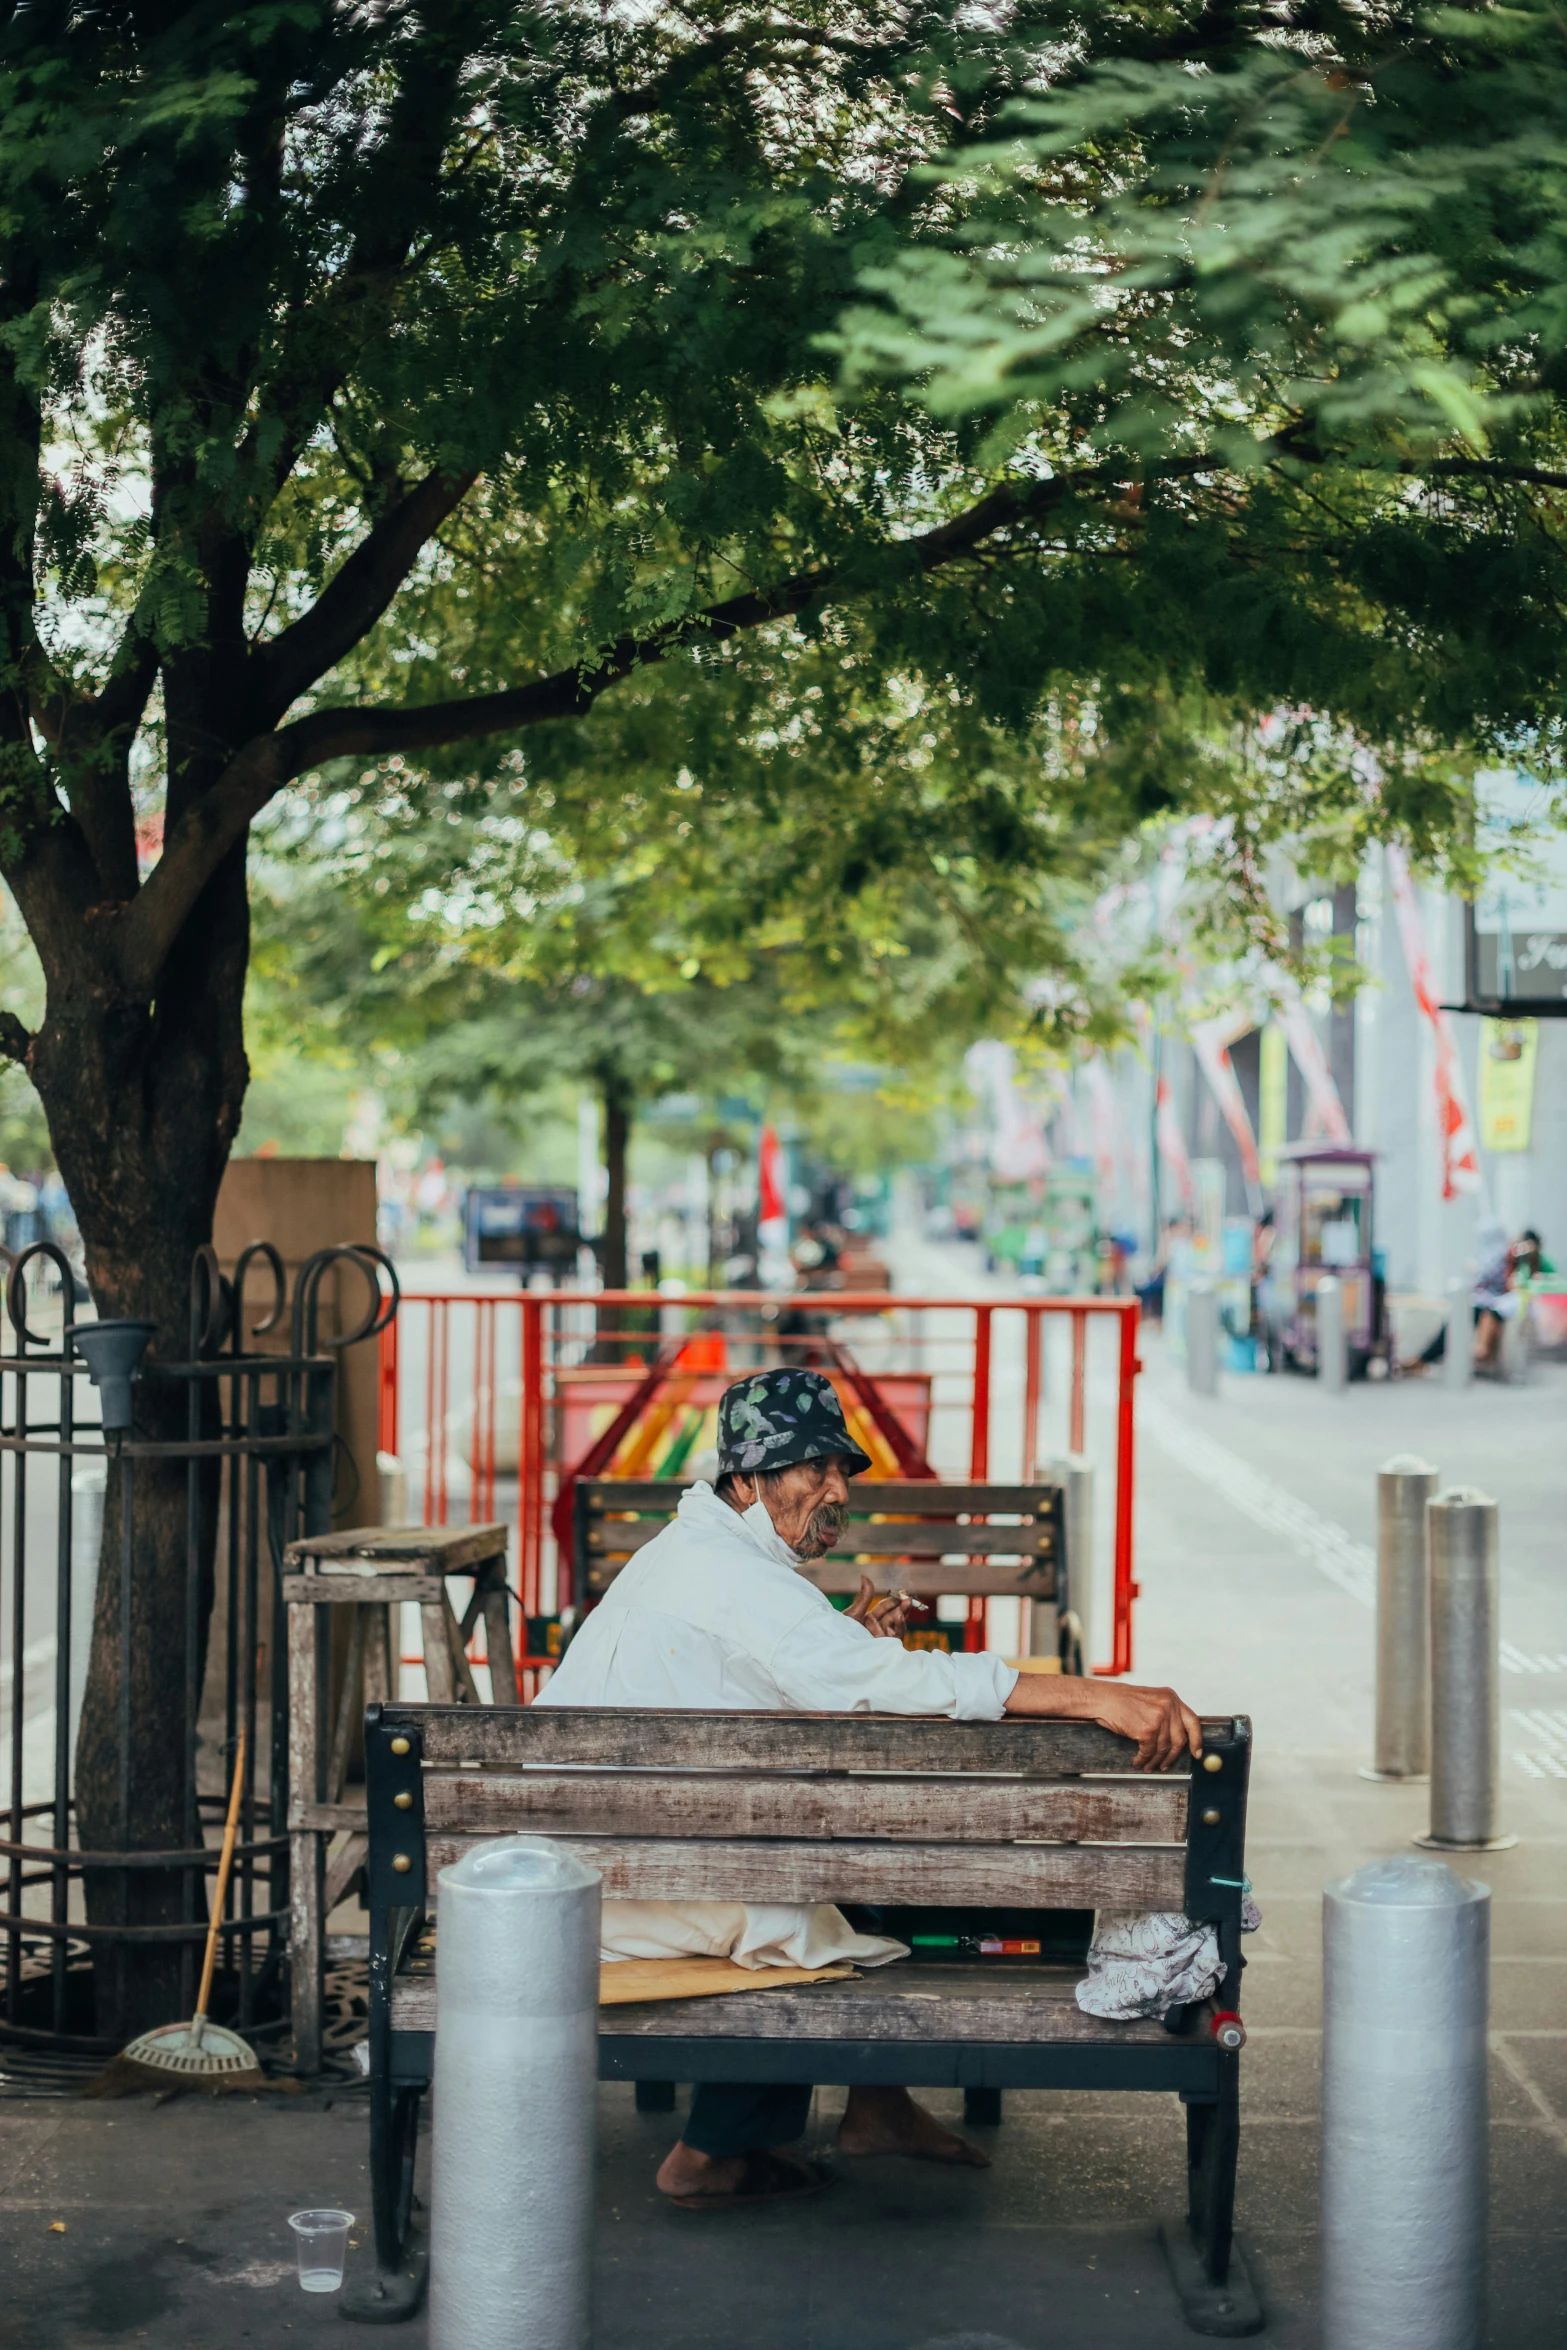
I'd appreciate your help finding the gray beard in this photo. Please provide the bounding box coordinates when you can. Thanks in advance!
[797,1499,847,1560]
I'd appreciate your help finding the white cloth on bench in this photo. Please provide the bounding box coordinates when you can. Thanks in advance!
[1075,1892,1261,2021]
[538,1479,1018,1719]
[600,1899,908,1972]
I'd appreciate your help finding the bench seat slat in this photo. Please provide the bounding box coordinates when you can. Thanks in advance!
[392,1707,1202,1776]
[421,1768,1186,1845]
[389,1962,1191,2047]
[421,1833,1184,1908]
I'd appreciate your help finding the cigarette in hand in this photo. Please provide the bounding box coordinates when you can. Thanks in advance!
[872,1590,928,1621]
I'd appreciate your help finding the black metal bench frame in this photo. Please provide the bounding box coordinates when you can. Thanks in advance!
[348,1702,1256,2335]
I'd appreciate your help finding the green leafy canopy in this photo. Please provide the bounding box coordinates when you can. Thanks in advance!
[838,1,1567,779]
[1,0,1556,1163]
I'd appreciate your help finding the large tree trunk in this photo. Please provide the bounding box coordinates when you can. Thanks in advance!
[29,847,249,2039]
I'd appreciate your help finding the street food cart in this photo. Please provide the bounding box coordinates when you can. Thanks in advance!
[1041,1163,1098,1292]
[1260,1144,1388,1376]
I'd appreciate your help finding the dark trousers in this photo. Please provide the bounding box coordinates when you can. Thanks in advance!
[682,2082,813,2157]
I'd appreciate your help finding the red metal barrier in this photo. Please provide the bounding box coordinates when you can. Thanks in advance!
[379,1289,1141,1685]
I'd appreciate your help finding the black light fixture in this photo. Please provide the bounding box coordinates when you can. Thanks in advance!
[66,1320,157,1434]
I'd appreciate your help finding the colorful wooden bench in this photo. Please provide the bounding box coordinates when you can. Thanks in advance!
[573,1477,1082,1671]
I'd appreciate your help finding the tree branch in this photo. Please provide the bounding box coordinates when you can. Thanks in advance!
[230,15,481,517]
[253,467,480,720]
[0,1010,32,1068]
[116,464,1123,995]
[1404,457,1567,494]
[122,446,1281,999]
[609,24,901,115]
[48,636,163,898]
[97,413,1567,1004]
[1278,443,1567,495]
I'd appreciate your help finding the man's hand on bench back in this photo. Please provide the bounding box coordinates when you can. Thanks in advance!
[1003,1671,1203,1771]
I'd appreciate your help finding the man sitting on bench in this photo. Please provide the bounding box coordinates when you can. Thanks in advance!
[537,1366,1202,2212]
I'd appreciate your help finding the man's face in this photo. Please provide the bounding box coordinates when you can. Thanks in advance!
[750,1455,853,1559]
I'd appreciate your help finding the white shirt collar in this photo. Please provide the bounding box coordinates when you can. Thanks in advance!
[678,1479,802,1571]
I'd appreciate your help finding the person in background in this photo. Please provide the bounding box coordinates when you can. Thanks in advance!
[779,1224,842,1366]
[1472,1219,1516,1371]
[1249,1208,1276,1348]
[1136,1217,1189,1324]
[1514,1228,1552,1281]
[1101,1228,1138,1295]
[1474,1225,1554,1372]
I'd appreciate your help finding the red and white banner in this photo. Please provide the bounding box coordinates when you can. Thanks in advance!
[1155,1073,1196,1211]
[757,1122,788,1225]
[1082,1057,1121,1203]
[1189,1011,1263,1195]
[1385,847,1481,1199]
[966,1040,1049,1180]
[1272,981,1353,1147]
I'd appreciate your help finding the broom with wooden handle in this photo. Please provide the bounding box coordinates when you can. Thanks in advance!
[106,1727,265,2086]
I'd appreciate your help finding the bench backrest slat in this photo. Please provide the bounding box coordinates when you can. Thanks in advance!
[421,1832,1185,1911]
[790,1563,1051,1599]
[581,1481,1056,1517]
[577,1477,1064,1604]
[587,1556,1053,1602]
[383,1704,1217,1776]
[585,1519,1054,1560]
[420,1766,1188,1845]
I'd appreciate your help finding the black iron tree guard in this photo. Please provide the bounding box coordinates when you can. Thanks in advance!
[0,1237,398,2058]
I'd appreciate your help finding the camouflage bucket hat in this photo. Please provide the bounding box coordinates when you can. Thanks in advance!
[716,1369,872,1480]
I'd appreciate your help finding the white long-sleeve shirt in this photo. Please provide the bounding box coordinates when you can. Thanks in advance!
[536,1480,1018,1720]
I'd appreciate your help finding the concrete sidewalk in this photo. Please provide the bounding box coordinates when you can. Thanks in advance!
[1123,1328,1567,2348]
[4,1313,1564,2346]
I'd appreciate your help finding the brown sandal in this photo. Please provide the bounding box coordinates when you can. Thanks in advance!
[665,2150,832,2213]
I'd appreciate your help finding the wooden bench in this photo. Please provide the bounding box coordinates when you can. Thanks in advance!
[351,1702,1257,2333]
[574,1478,1082,1671]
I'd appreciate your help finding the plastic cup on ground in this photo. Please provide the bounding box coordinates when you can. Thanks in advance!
[289,2209,354,2292]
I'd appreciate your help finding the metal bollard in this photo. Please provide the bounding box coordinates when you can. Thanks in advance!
[1444,1278,1472,1390]
[430,1839,602,2350]
[1417,1489,1516,1853]
[1499,1302,1530,1385]
[1361,1456,1437,1783]
[1036,1454,1092,1674]
[1322,1855,1489,2350]
[1185,1280,1218,1396]
[1316,1274,1347,1391]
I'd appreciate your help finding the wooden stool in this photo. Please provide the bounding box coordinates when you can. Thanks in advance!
[283,1523,515,2069]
